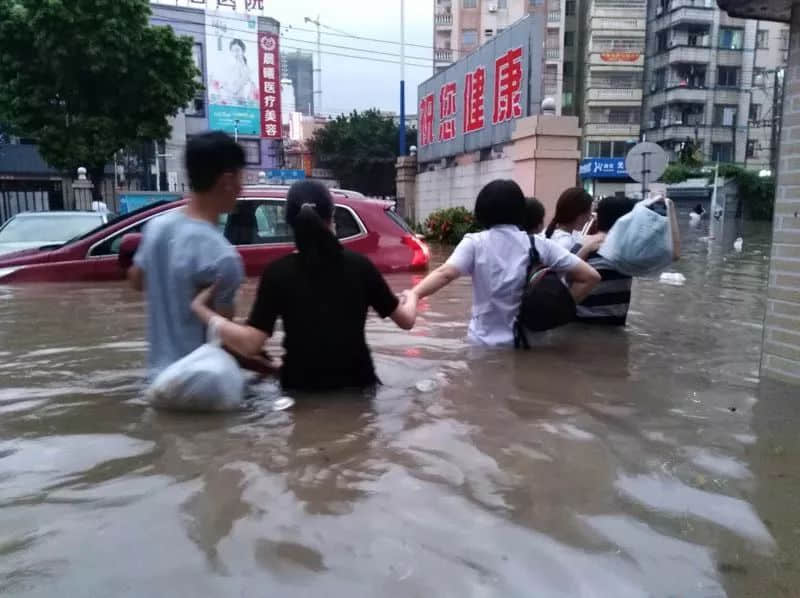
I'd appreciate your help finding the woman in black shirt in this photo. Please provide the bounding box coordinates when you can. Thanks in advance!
[191,181,418,391]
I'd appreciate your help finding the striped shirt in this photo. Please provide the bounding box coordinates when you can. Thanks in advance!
[574,249,633,326]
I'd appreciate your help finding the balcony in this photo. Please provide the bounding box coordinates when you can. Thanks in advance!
[716,49,745,67]
[545,47,561,60]
[592,17,644,30]
[434,48,453,62]
[584,123,641,137]
[669,6,714,25]
[548,10,561,23]
[650,45,711,68]
[646,125,700,142]
[587,88,643,102]
[664,85,708,103]
[434,13,453,27]
[713,88,742,104]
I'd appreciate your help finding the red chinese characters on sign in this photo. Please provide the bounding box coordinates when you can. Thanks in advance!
[438,81,457,141]
[463,66,486,134]
[492,47,523,125]
[258,32,281,139]
[419,93,435,146]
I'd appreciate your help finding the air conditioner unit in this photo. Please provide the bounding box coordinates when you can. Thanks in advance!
[488,3,498,12]
[648,120,656,129]
[650,81,657,92]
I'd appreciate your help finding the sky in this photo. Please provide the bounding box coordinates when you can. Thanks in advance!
[266,0,434,117]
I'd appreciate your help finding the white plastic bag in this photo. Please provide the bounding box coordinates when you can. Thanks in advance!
[598,197,675,277]
[146,317,245,412]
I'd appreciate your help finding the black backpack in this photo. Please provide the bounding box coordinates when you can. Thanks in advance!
[513,235,576,349]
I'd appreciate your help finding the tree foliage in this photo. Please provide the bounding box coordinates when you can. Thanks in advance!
[0,0,199,198]
[308,109,417,197]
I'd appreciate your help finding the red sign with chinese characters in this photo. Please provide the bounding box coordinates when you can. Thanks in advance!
[463,66,486,134]
[419,93,435,146]
[438,81,457,141]
[258,32,281,139]
[492,46,523,125]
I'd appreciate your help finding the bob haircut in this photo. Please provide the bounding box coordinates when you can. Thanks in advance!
[473,179,525,228]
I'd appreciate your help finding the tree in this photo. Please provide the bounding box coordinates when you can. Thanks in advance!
[308,109,417,197]
[0,0,199,200]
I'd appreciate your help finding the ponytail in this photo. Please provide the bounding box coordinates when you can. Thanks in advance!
[286,181,342,268]
[545,219,557,238]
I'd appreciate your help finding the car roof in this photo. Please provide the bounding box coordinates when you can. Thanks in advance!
[242,184,367,199]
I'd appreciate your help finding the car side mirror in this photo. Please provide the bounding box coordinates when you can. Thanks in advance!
[118,233,142,271]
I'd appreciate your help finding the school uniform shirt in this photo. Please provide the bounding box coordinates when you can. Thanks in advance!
[446,225,581,346]
[574,248,633,326]
[247,250,399,391]
[549,228,580,250]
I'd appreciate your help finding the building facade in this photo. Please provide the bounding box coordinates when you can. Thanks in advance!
[433,0,580,115]
[643,0,789,169]
[578,0,647,188]
[281,50,314,116]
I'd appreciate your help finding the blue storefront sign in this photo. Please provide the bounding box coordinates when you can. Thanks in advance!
[266,169,306,182]
[118,192,182,214]
[579,158,629,180]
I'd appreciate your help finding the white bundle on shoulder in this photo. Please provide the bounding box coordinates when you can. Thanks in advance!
[147,316,245,412]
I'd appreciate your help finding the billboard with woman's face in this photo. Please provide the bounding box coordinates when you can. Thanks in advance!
[205,10,260,135]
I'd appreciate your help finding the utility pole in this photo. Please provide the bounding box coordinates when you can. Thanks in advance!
[399,0,406,156]
[770,68,784,174]
[304,15,322,115]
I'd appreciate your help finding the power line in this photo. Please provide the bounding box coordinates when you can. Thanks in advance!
[282,23,463,54]
[281,34,433,63]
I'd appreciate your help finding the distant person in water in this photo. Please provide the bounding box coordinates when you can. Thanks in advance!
[689,203,705,227]
[410,180,600,346]
[545,188,594,250]
[191,180,418,392]
[523,197,546,235]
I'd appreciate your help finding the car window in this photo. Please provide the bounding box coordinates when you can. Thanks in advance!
[90,222,146,256]
[335,206,362,239]
[222,200,292,245]
[0,214,105,244]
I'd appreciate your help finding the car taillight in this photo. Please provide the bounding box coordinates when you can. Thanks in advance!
[402,234,430,268]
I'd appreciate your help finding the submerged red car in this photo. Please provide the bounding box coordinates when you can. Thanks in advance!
[0,186,430,283]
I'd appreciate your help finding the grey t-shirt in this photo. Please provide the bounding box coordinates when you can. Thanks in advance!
[134,209,244,376]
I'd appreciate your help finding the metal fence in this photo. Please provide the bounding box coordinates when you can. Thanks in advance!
[0,178,118,225]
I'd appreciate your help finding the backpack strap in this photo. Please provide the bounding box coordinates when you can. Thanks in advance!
[514,235,540,350]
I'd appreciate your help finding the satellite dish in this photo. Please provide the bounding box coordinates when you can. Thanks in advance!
[625,142,668,195]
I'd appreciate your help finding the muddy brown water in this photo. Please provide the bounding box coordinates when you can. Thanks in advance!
[0,215,798,597]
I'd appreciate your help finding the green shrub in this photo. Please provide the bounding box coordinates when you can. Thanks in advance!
[424,207,481,244]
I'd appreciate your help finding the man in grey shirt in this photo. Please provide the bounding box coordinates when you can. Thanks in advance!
[128,132,245,377]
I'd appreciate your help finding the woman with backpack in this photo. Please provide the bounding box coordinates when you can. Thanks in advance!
[545,187,595,250]
[190,180,418,391]
[411,180,600,347]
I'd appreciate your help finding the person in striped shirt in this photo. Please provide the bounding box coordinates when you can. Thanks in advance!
[571,197,636,326]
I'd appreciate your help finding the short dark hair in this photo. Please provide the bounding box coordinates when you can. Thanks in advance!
[474,179,525,228]
[523,197,545,233]
[230,38,246,53]
[596,197,635,232]
[185,131,245,192]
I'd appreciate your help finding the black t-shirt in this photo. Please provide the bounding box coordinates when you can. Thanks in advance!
[247,250,400,391]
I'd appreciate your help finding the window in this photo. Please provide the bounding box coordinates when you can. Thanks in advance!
[749,103,762,123]
[753,67,766,86]
[563,61,574,78]
[563,91,574,107]
[334,206,363,239]
[656,30,669,53]
[653,68,666,91]
[756,29,769,49]
[219,200,291,245]
[687,26,710,47]
[718,27,744,50]
[717,66,739,87]
[650,106,665,128]
[566,0,576,15]
[712,143,733,162]
[746,139,757,158]
[586,141,630,158]
[89,220,151,256]
[185,43,206,116]
[497,0,508,7]
[463,0,477,7]
[713,105,737,126]
[461,29,478,47]
[239,139,261,165]
[564,31,575,47]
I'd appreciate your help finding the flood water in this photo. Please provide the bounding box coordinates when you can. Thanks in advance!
[1,213,798,597]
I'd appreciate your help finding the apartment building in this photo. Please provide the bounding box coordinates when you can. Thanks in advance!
[433,0,580,115]
[642,0,788,168]
[579,0,647,161]
[281,50,314,117]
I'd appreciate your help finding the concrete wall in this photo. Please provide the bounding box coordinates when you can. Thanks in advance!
[762,5,800,385]
[416,156,513,224]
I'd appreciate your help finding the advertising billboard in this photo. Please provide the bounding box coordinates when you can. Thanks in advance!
[205,11,261,135]
[151,0,267,16]
[258,32,281,138]
[579,158,629,180]
[416,14,545,163]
